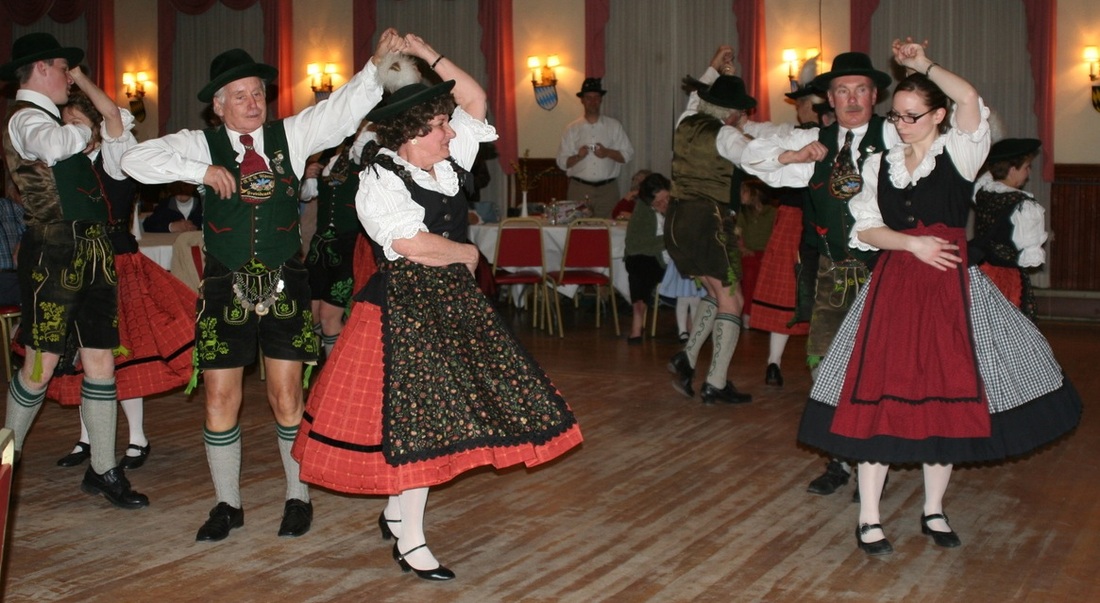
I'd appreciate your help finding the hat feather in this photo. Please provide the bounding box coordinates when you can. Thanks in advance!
[376,52,422,93]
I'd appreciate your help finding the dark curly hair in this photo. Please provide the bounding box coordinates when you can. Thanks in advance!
[64,88,103,144]
[637,172,671,207]
[986,152,1037,181]
[894,73,951,135]
[372,95,457,150]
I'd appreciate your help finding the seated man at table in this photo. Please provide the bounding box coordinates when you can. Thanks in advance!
[143,181,202,233]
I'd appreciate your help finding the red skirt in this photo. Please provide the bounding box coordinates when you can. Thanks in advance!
[294,264,583,495]
[740,253,761,316]
[45,252,195,405]
[830,224,990,440]
[749,206,809,335]
[979,264,1022,309]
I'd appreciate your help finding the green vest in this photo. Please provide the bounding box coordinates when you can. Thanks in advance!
[805,116,886,264]
[202,122,301,270]
[315,138,364,237]
[3,101,107,225]
[671,114,735,207]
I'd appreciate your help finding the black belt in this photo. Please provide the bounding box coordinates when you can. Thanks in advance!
[570,176,616,187]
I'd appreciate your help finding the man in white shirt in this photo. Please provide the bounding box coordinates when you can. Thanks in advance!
[556,78,634,217]
[741,51,898,498]
[2,33,148,509]
[122,31,400,542]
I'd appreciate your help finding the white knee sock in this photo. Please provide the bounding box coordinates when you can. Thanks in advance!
[684,296,718,367]
[120,397,147,450]
[277,422,309,502]
[6,371,47,452]
[81,377,118,473]
[767,332,789,366]
[397,487,440,570]
[706,313,742,388]
[204,425,242,508]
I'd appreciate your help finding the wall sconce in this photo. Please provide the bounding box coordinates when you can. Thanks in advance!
[308,62,337,102]
[1086,47,1100,113]
[527,55,559,110]
[122,71,148,123]
[782,49,819,93]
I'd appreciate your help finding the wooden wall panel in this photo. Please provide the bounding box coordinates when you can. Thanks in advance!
[1050,164,1100,291]
[505,157,568,212]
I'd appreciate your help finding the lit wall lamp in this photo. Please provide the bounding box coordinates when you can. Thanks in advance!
[782,48,799,85]
[1086,46,1100,113]
[122,71,148,123]
[782,49,819,93]
[308,62,337,102]
[527,55,560,110]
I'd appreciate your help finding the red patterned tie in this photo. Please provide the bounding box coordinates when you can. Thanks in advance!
[239,133,273,204]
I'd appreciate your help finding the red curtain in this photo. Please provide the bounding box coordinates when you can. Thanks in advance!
[0,0,115,120]
[479,0,517,177]
[157,0,292,136]
[1023,0,1056,182]
[353,0,377,72]
[584,0,609,79]
[733,0,769,122]
[850,0,880,55]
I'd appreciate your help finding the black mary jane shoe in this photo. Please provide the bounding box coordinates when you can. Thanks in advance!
[378,511,400,541]
[856,523,893,556]
[57,441,91,467]
[765,363,783,386]
[393,543,456,581]
[118,443,151,470]
[196,502,245,542]
[921,513,962,548]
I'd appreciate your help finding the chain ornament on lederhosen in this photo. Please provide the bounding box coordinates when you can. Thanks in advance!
[829,129,862,200]
[238,133,275,204]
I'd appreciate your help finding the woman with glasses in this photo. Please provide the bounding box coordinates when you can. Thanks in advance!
[797,39,1081,556]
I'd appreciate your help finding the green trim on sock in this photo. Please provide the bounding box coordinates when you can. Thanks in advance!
[10,372,47,408]
[276,422,299,442]
[204,425,242,446]
[80,378,117,403]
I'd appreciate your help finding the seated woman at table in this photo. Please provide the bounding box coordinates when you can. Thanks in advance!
[624,172,671,344]
[612,169,652,221]
[50,85,195,471]
[143,181,202,233]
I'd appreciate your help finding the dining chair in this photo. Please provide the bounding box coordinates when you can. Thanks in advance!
[545,218,620,337]
[491,218,548,329]
[0,306,20,382]
[0,427,13,575]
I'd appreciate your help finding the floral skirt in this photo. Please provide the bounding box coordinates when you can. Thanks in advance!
[45,252,195,405]
[293,260,583,495]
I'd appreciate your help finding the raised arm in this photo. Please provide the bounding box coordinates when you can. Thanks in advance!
[69,67,122,139]
[892,38,980,133]
[404,34,487,121]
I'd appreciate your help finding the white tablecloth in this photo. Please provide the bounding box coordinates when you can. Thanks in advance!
[137,231,181,270]
[468,221,629,300]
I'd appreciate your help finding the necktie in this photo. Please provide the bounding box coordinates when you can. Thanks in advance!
[829,129,862,200]
[239,133,274,205]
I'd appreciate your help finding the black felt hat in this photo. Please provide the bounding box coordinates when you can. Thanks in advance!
[197,49,278,103]
[366,80,457,123]
[699,75,756,110]
[986,138,1041,163]
[576,77,607,97]
[810,52,892,91]
[0,33,84,81]
[785,85,824,101]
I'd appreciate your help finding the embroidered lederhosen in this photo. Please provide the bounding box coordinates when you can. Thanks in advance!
[191,123,318,372]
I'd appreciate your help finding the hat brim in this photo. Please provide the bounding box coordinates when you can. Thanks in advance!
[198,63,278,103]
[785,86,822,100]
[367,80,456,123]
[699,90,756,111]
[0,47,84,81]
[576,90,607,97]
[810,68,892,92]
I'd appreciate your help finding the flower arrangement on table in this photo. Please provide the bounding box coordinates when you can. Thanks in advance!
[510,149,557,215]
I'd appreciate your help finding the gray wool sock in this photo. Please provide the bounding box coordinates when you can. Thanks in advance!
[204,425,242,508]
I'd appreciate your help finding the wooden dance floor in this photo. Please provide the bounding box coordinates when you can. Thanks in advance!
[1,306,1096,602]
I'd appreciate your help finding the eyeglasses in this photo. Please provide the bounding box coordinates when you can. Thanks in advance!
[885,108,935,124]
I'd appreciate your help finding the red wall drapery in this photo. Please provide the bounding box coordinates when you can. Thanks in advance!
[1023,0,1056,182]
[583,0,610,79]
[850,0,880,55]
[733,0,769,122]
[353,0,377,73]
[156,0,292,136]
[479,0,517,177]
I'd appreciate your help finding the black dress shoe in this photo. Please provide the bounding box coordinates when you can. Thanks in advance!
[700,381,752,404]
[118,443,150,470]
[80,466,149,509]
[277,499,313,537]
[667,351,695,397]
[196,502,244,541]
[765,363,783,386]
[393,543,455,581]
[807,460,850,495]
[57,442,91,467]
[627,336,642,345]
[921,513,962,548]
[856,523,893,556]
[378,511,400,541]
